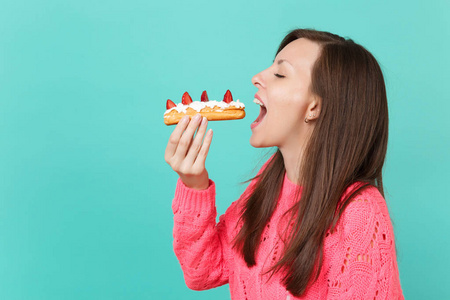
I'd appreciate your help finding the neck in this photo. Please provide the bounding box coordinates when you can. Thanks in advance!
[278,126,314,185]
[279,146,303,185]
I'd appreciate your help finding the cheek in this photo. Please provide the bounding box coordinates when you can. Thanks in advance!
[275,106,302,132]
[271,92,308,121]
[270,99,309,140]
[266,78,311,123]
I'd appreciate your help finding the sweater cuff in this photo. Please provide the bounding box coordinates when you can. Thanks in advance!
[172,178,216,214]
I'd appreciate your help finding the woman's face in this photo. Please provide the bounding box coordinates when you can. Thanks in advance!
[250,38,322,150]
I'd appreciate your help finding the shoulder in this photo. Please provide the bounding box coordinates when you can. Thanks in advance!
[338,183,394,241]
[341,183,387,217]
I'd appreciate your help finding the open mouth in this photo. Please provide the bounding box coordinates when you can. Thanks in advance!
[251,98,267,129]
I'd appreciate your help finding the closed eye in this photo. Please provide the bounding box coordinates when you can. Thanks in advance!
[274,73,285,78]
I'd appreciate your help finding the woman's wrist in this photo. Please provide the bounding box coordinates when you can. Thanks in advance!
[179,171,210,190]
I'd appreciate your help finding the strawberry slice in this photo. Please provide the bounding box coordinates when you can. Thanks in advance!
[223,89,233,103]
[166,99,176,109]
[201,90,209,102]
[182,92,193,105]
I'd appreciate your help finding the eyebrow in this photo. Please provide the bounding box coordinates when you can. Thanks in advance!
[273,59,293,67]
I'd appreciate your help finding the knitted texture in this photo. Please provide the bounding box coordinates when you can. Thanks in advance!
[172,165,404,299]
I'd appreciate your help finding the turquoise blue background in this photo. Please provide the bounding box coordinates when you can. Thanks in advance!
[1,0,449,299]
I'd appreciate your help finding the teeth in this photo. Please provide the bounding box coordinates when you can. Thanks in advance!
[253,98,265,107]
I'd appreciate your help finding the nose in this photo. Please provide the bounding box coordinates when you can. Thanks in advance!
[252,71,265,89]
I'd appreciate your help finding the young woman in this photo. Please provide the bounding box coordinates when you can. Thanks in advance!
[164,28,404,299]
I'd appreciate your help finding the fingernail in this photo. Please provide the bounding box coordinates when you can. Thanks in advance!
[181,116,189,123]
[194,114,201,122]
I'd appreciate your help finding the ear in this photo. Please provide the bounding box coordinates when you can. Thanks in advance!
[305,96,321,122]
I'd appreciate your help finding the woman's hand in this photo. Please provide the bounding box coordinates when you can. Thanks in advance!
[164,114,213,190]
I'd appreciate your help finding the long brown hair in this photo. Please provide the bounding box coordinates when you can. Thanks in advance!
[233,28,389,296]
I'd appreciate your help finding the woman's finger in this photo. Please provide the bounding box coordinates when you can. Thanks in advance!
[173,114,203,160]
[164,115,190,163]
[193,129,213,169]
[184,117,208,165]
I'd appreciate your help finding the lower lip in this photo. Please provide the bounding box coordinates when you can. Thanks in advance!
[251,112,265,129]
[251,119,262,129]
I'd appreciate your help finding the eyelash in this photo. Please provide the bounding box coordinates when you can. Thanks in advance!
[274,73,285,78]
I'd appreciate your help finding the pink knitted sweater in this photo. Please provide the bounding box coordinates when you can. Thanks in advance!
[172,164,404,299]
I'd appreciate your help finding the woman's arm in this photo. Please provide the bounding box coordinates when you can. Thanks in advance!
[165,114,231,289]
[172,178,233,290]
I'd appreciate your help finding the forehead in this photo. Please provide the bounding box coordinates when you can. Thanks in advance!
[275,38,322,72]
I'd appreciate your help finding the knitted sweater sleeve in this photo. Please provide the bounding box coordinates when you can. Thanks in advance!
[171,178,232,291]
[326,187,404,299]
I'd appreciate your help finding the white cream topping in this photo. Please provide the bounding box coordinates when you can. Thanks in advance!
[164,100,245,114]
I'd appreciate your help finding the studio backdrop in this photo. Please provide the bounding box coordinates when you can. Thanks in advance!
[0,0,449,299]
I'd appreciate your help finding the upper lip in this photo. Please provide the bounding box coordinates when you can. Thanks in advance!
[254,94,265,106]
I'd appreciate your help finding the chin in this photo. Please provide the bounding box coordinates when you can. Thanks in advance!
[249,135,272,148]
[249,136,262,148]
